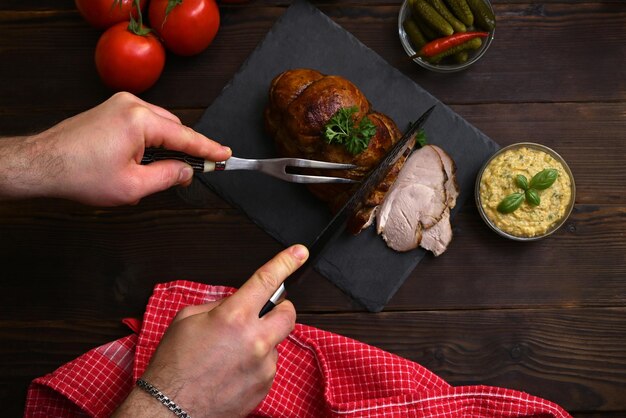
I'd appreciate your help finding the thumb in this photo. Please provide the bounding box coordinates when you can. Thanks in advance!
[138,161,194,195]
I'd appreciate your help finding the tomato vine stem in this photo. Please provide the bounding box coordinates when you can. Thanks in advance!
[128,0,151,36]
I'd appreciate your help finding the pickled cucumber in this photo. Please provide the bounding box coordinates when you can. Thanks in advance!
[426,0,466,33]
[412,0,454,36]
[403,19,428,50]
[412,14,439,40]
[466,0,496,31]
[453,50,469,64]
[445,0,474,27]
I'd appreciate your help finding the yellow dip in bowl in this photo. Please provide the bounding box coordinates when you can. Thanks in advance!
[476,143,575,240]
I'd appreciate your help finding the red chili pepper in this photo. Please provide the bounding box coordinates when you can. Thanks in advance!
[418,31,489,57]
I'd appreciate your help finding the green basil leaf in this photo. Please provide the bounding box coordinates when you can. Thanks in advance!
[525,188,541,206]
[516,175,529,190]
[497,192,525,214]
[529,169,558,190]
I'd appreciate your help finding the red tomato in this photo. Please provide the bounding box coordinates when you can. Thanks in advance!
[95,22,166,94]
[75,0,147,30]
[149,0,220,56]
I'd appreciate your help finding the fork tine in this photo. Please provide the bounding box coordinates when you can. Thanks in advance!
[286,158,357,170]
[285,174,359,184]
[232,157,358,183]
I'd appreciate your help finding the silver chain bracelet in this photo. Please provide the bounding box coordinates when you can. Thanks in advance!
[136,378,191,418]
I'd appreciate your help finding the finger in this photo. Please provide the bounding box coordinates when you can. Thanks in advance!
[261,299,296,345]
[132,160,195,197]
[173,300,223,323]
[223,245,308,313]
[142,113,232,162]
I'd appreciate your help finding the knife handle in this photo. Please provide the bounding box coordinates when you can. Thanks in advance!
[259,283,286,318]
[141,148,215,173]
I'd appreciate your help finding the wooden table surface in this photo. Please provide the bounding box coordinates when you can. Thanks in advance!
[1,0,625,416]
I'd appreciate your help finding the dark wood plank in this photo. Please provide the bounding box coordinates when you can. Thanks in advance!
[0,187,353,319]
[2,0,623,11]
[0,2,624,124]
[448,103,626,205]
[0,191,624,316]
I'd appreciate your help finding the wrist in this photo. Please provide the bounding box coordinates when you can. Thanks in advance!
[135,378,192,418]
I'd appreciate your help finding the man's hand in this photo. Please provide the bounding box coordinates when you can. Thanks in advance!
[113,244,308,418]
[0,92,231,205]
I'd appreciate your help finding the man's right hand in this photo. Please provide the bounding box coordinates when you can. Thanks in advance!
[112,244,308,418]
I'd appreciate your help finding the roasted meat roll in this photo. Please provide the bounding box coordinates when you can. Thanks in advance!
[264,68,407,233]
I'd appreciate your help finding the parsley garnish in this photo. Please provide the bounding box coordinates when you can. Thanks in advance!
[323,106,377,155]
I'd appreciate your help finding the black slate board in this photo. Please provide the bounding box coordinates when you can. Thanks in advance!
[188,0,499,312]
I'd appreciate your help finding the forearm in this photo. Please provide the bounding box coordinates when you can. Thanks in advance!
[0,132,61,200]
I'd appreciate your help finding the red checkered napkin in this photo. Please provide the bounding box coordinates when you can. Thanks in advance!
[25,281,571,418]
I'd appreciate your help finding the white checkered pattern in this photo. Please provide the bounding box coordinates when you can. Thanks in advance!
[25,281,571,418]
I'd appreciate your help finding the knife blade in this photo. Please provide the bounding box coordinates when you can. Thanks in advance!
[258,105,436,317]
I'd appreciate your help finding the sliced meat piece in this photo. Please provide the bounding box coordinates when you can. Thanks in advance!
[418,146,458,256]
[377,184,437,251]
[376,146,449,252]
[431,145,459,208]
[346,139,414,234]
[392,145,448,203]
[377,184,426,251]
[420,208,453,256]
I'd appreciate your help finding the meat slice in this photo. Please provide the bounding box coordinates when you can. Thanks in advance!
[417,146,458,255]
[346,140,414,234]
[376,146,449,252]
[420,208,453,256]
[377,184,442,252]
[431,145,459,207]
[391,145,448,204]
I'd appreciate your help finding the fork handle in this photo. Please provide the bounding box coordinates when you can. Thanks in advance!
[141,148,220,173]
